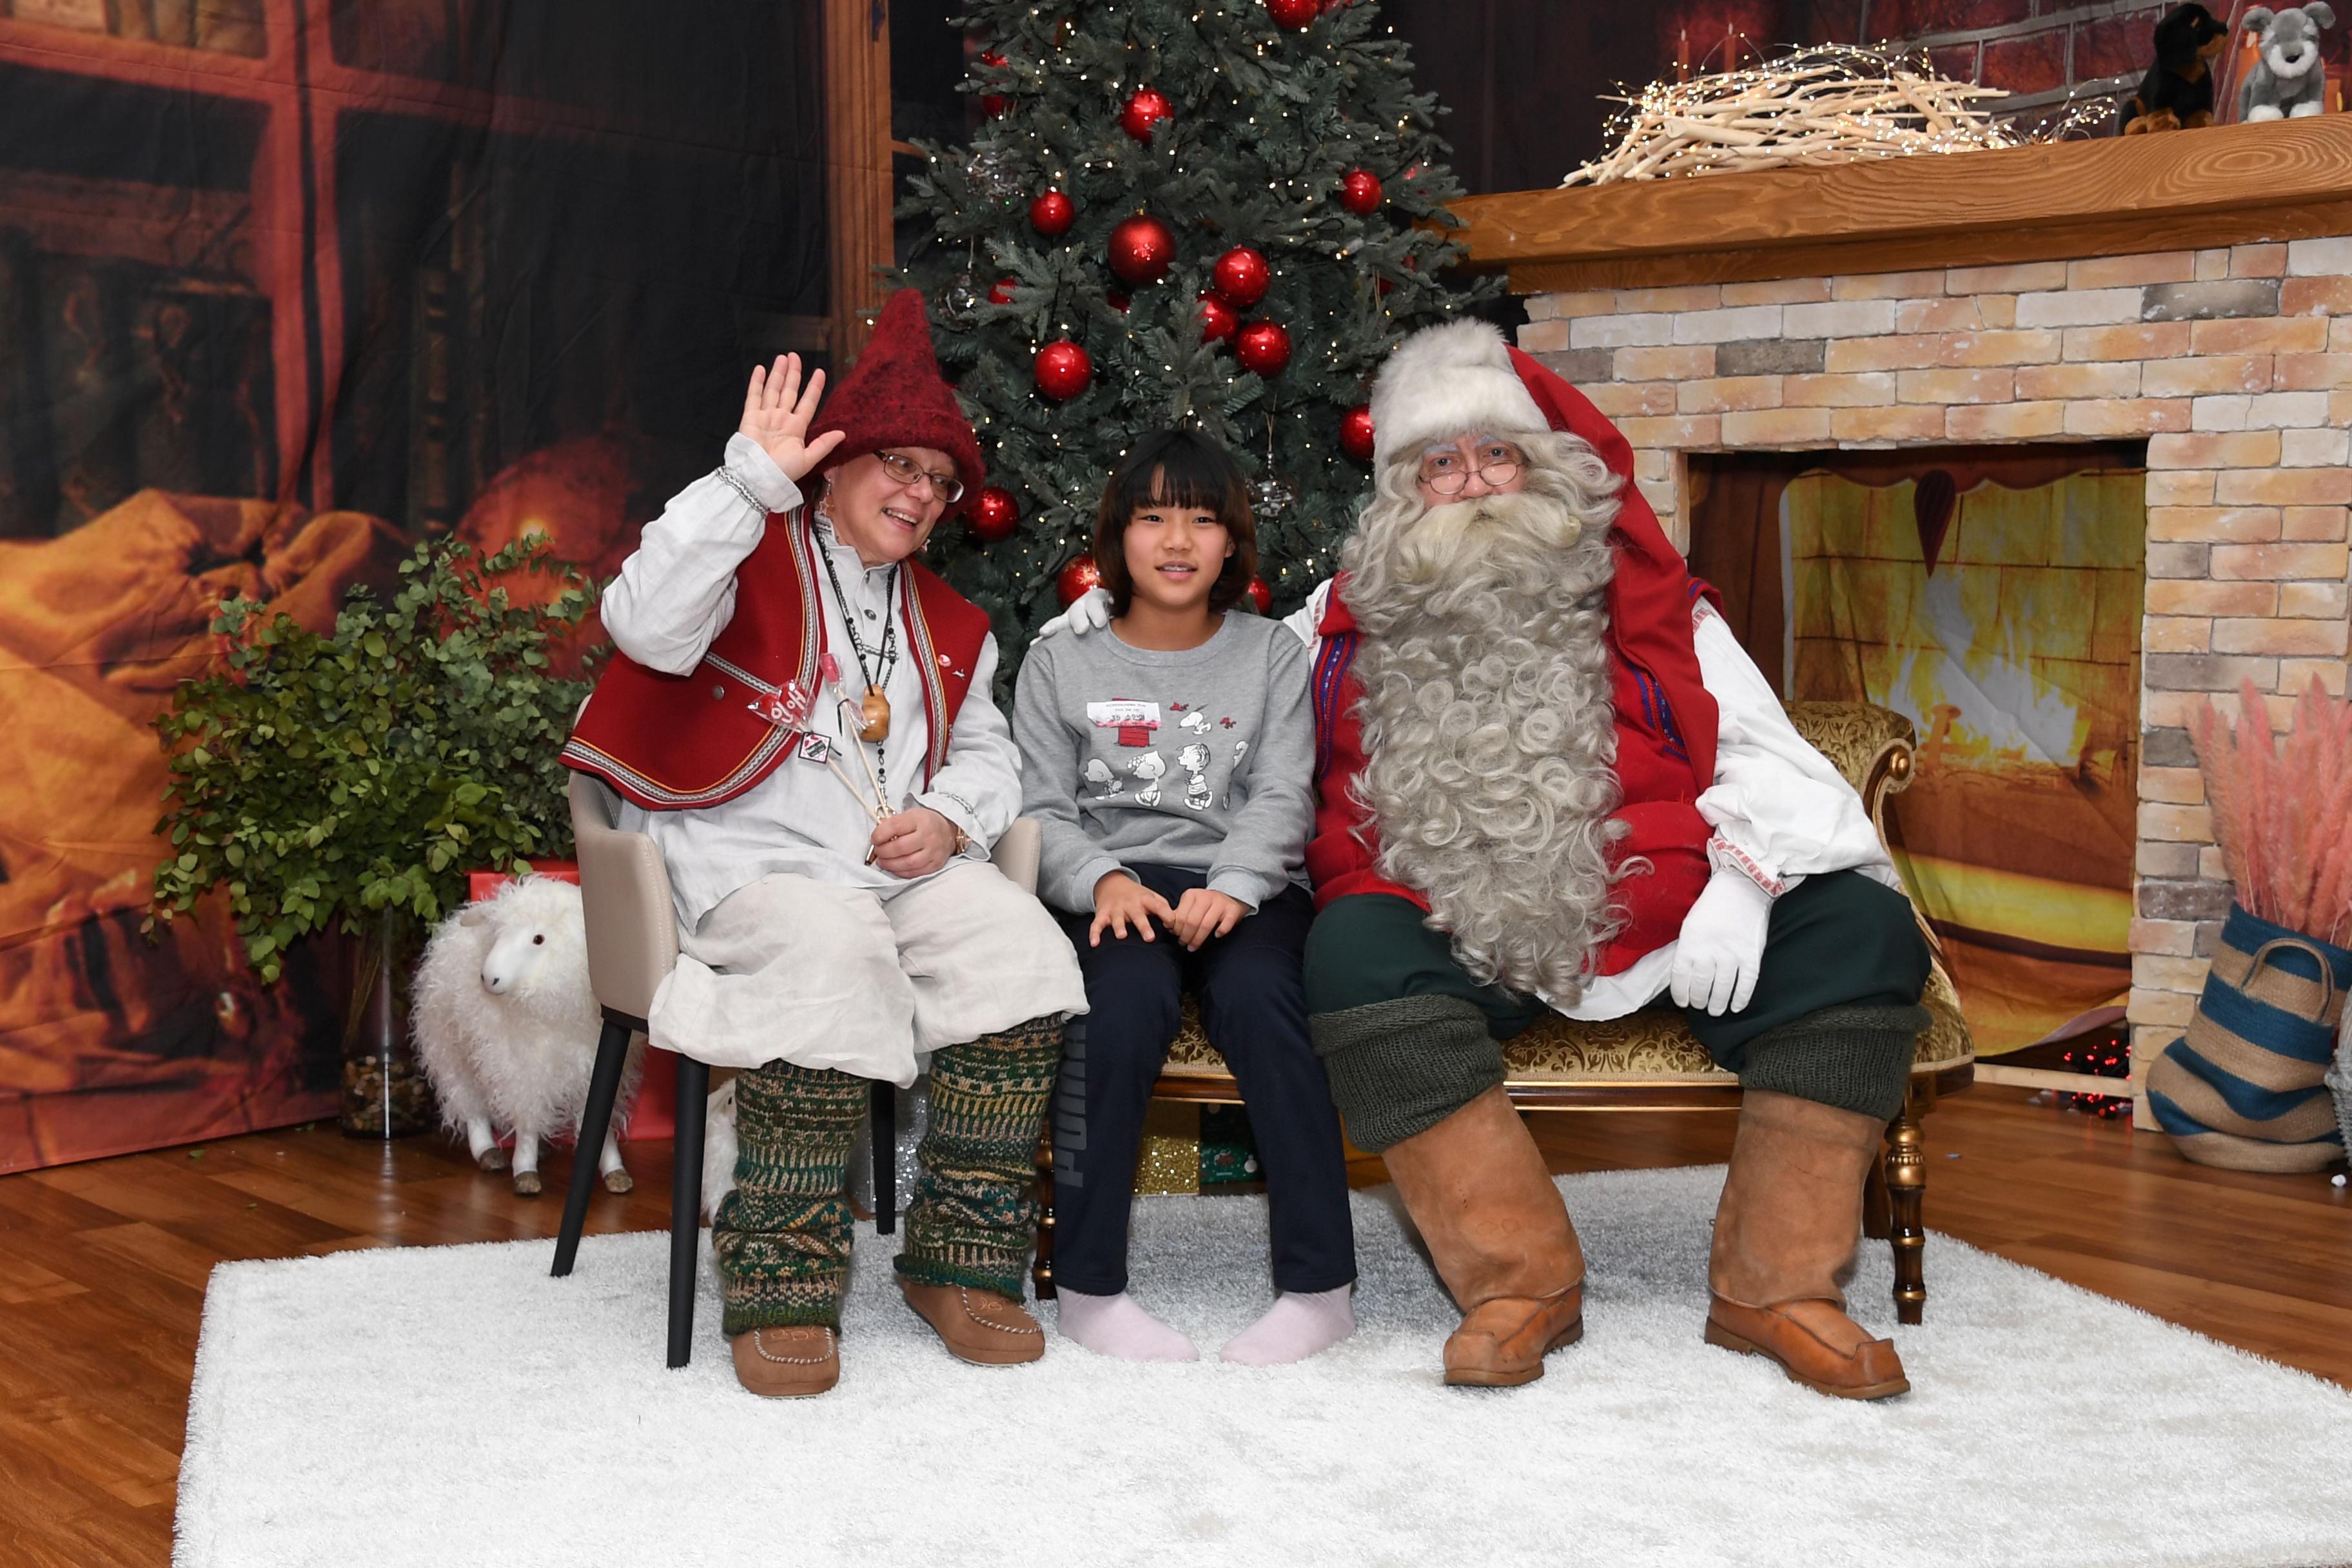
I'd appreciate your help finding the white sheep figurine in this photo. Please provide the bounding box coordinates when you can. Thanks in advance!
[413,876,641,1196]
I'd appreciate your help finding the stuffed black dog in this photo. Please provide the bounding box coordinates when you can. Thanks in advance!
[2121,3,2233,132]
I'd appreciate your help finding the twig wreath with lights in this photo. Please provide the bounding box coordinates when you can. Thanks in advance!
[896,0,1493,671]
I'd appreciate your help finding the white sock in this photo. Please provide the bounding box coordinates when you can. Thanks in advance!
[1054,1289,1199,1362]
[1219,1286,1355,1366]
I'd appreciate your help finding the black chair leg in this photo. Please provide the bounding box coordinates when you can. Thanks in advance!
[872,1080,897,1235]
[668,1055,710,1369]
[551,1015,634,1279]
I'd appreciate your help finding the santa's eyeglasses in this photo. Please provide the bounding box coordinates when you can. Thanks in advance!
[877,449,965,504]
[1417,439,1525,495]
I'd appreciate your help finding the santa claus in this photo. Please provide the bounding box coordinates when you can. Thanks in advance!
[1054,319,1931,1399]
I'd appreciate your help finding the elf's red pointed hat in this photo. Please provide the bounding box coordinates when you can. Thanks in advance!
[809,288,985,514]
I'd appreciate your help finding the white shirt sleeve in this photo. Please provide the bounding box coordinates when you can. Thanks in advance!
[917,632,1023,853]
[1280,576,1331,646]
[600,434,803,676]
[1691,602,1898,896]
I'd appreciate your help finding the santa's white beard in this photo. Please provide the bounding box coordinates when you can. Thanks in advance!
[1343,484,1625,1003]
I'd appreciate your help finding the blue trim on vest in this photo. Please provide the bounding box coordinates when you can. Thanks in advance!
[1312,631,1359,785]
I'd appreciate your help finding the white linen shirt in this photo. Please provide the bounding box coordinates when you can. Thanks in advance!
[600,435,1019,932]
[1282,577,1897,1021]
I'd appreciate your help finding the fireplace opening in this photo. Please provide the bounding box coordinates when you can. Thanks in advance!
[1686,443,2148,1062]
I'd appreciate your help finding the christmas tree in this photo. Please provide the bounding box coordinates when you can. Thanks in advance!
[896,0,1493,667]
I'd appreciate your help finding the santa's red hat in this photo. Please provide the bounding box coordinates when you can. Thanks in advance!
[809,288,985,513]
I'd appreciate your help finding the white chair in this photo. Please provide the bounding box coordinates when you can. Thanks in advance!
[549,771,1043,1367]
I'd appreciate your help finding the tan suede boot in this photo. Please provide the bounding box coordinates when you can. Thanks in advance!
[1380,1086,1584,1387]
[1705,1089,1909,1400]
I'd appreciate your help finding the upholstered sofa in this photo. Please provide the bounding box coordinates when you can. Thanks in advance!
[1037,701,1977,1325]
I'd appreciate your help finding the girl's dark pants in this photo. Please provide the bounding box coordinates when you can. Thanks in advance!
[1052,863,1356,1297]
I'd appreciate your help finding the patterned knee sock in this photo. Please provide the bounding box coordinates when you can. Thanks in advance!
[712,1061,866,1334]
[896,1012,1063,1300]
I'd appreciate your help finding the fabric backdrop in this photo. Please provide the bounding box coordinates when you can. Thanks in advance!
[0,1,828,1170]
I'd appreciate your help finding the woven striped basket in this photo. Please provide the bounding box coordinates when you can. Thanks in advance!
[2147,903,2350,1173]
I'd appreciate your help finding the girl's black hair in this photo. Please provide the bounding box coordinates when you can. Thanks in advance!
[1092,428,1258,616]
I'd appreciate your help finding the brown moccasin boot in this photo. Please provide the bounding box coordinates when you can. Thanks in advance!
[1380,1086,1585,1387]
[1706,1088,1909,1401]
[730,1325,840,1398]
[898,1279,1046,1366]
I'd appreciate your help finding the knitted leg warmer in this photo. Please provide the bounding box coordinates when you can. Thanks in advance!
[712,1061,866,1335]
[896,1012,1064,1300]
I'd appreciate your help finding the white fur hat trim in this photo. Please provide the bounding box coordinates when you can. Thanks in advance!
[1367,317,1548,469]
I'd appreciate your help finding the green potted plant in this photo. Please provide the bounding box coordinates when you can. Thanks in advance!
[150,538,597,1137]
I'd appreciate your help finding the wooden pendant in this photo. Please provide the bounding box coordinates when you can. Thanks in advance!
[859,688,891,743]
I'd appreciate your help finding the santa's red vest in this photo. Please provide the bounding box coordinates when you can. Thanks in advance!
[562,508,992,810]
[1306,573,1717,979]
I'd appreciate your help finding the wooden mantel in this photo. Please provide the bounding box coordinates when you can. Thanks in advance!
[1453,116,2352,294]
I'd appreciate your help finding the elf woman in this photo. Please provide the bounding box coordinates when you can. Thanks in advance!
[565,289,1087,1397]
[1013,429,1356,1364]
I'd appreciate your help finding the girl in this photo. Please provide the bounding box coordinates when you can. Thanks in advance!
[1012,429,1355,1366]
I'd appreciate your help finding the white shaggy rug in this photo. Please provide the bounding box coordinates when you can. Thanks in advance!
[178,1166,2352,1568]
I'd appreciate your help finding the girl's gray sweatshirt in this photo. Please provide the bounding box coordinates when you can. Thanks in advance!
[1012,611,1313,915]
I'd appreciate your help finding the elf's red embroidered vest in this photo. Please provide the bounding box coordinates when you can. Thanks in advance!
[1306,571,1717,979]
[562,508,991,811]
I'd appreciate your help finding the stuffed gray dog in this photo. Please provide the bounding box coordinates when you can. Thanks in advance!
[2240,4,2336,120]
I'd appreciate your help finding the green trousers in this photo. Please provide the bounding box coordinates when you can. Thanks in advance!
[1302,871,1932,1151]
[711,1012,1063,1335]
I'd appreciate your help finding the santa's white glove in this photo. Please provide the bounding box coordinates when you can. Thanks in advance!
[1669,870,1774,1017]
[1033,585,1112,640]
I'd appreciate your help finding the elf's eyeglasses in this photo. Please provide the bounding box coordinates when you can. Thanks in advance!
[877,450,965,504]
[1418,438,1525,496]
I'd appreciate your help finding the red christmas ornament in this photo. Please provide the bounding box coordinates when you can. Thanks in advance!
[970,485,1020,542]
[1211,246,1271,308]
[1246,576,1273,614]
[1235,320,1291,377]
[1034,338,1093,401]
[1106,291,1130,313]
[988,278,1018,305]
[1340,404,1376,461]
[978,50,1008,116]
[1030,190,1075,238]
[1108,213,1176,286]
[1120,87,1173,142]
[1057,553,1104,606]
[1339,169,1383,214]
[1198,292,1239,343]
[1266,0,1320,28]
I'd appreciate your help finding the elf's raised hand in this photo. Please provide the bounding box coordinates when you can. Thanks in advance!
[738,353,845,482]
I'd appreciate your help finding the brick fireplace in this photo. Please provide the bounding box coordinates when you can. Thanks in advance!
[1456,119,2352,1120]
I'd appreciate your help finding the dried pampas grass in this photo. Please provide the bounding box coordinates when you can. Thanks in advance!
[2192,678,2352,947]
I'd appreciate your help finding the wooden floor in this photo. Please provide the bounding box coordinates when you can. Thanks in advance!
[3,1086,2347,1565]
